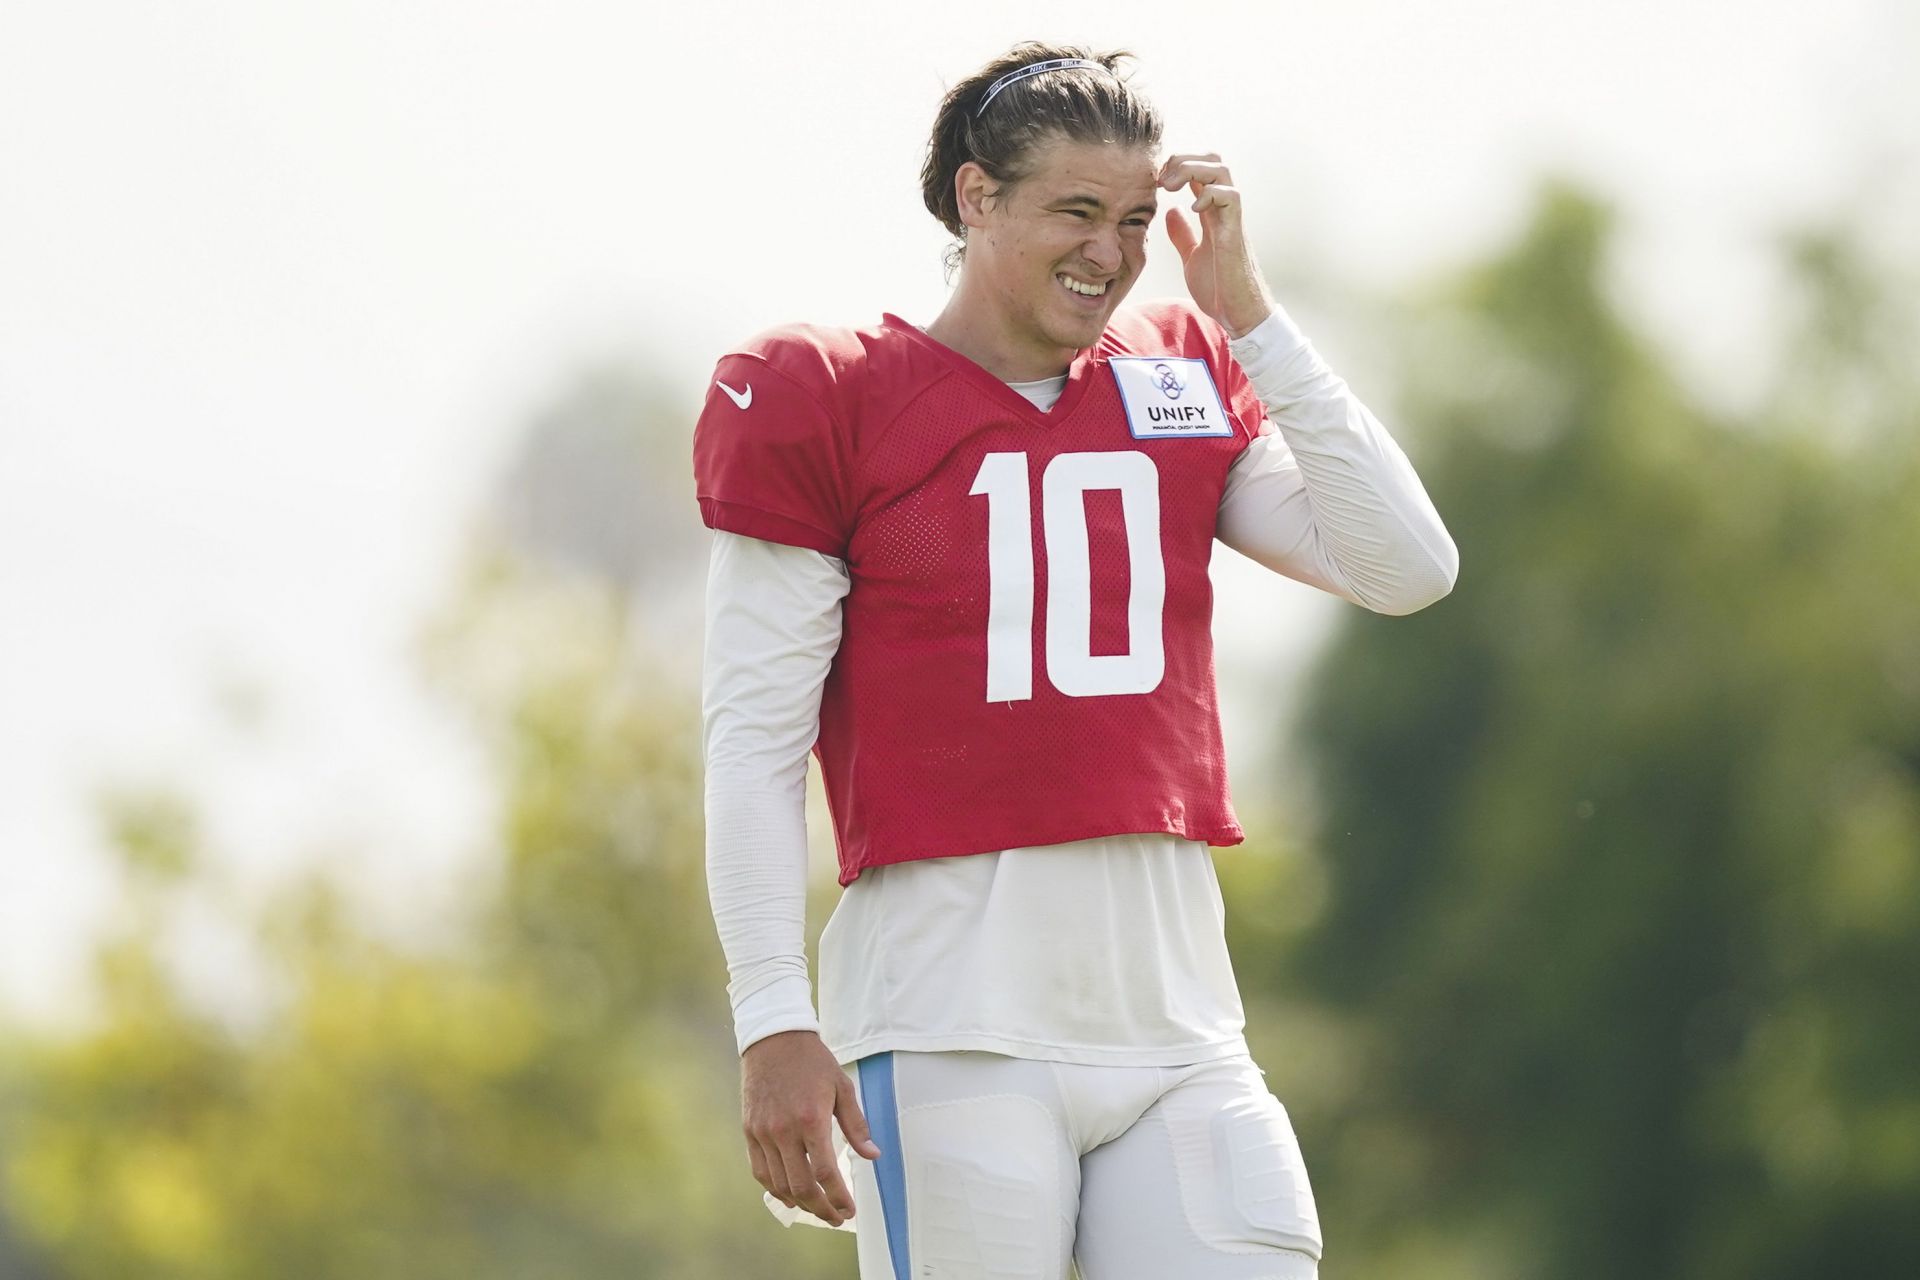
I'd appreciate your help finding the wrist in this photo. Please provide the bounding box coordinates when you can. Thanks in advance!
[1226,300,1325,396]
[1223,298,1275,341]
[732,972,821,1055]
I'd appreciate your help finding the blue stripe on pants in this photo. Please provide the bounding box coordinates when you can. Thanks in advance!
[857,1052,910,1280]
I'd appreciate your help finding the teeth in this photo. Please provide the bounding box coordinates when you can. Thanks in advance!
[1058,274,1106,297]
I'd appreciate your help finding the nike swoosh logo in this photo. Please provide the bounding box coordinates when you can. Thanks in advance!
[716,379,752,410]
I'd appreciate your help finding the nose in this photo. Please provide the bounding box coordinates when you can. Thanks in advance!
[1081,220,1122,274]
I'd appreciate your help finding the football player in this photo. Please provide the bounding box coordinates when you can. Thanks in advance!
[694,41,1459,1280]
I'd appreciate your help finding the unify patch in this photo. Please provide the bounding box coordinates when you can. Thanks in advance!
[1108,356,1233,439]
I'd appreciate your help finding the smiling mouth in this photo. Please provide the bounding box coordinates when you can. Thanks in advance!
[1056,273,1110,300]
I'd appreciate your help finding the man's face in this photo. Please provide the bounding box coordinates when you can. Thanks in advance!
[964,134,1159,361]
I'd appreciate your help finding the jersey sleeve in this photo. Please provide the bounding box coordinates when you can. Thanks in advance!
[1220,336,1278,441]
[692,339,855,557]
[1200,308,1278,443]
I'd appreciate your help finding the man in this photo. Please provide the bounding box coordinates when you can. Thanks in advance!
[694,42,1458,1280]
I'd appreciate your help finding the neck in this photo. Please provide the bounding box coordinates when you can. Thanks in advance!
[924,276,1080,382]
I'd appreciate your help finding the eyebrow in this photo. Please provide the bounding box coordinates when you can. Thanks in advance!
[1053,193,1158,218]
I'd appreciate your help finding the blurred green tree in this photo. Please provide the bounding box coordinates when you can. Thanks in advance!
[0,389,856,1278]
[1229,179,1920,1278]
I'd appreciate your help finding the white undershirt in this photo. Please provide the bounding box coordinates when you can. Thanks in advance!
[701,303,1458,1064]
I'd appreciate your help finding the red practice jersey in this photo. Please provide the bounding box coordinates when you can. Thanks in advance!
[694,300,1271,887]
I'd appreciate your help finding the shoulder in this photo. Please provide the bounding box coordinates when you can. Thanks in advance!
[729,319,864,380]
[1100,296,1232,361]
[695,321,895,556]
[716,318,902,415]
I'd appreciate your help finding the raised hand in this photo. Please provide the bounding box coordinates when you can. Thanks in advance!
[1157,151,1275,339]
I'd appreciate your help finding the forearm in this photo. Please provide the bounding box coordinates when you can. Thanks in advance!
[701,531,850,1054]
[705,772,819,1051]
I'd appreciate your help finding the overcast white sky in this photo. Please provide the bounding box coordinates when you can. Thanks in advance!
[2,0,1914,1023]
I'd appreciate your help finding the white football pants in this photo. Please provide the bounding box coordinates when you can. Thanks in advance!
[840,1049,1323,1280]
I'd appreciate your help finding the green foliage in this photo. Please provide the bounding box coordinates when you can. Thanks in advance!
[0,546,855,1278]
[1258,178,1920,1278]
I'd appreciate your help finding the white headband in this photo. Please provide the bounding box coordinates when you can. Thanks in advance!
[975,58,1109,117]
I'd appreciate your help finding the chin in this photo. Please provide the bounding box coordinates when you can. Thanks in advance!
[1070,305,1115,336]
[1076,313,1111,341]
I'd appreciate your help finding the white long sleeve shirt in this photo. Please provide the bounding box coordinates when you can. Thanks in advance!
[701,301,1457,1065]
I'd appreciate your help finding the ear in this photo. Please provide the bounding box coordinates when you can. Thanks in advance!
[954,161,994,232]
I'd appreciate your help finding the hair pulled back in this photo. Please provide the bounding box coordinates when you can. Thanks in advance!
[921,42,1162,277]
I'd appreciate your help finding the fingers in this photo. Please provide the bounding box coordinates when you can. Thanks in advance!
[1189,182,1241,217]
[751,1117,854,1226]
[1166,162,1231,193]
[807,1125,859,1224]
[1164,205,1200,262]
[1156,153,1240,229]
[747,1133,792,1208]
[835,1071,884,1161]
[775,1133,846,1226]
[1156,152,1229,191]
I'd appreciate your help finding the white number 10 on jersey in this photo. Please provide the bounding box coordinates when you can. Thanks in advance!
[968,450,1166,701]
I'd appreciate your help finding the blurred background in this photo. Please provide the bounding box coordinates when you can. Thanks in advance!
[3,2,1917,1276]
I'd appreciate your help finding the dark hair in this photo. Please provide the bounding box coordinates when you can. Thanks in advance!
[921,42,1162,277]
